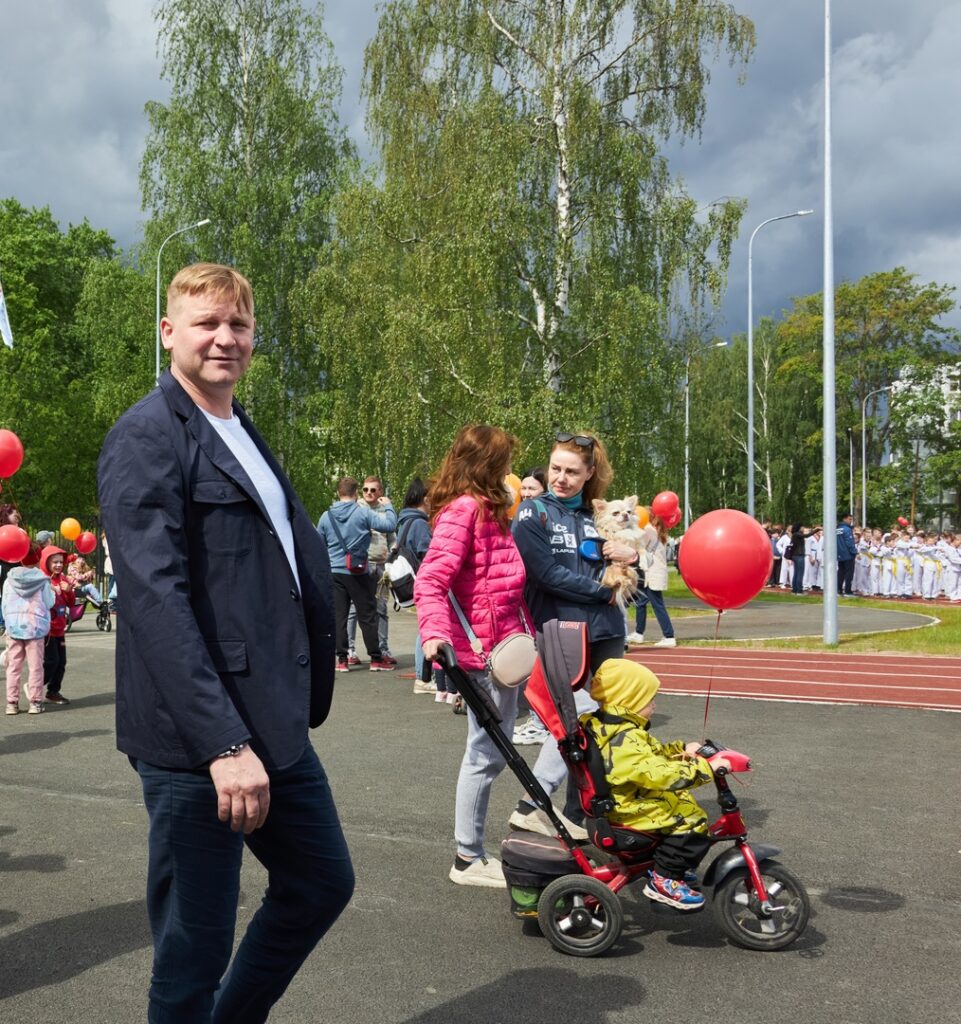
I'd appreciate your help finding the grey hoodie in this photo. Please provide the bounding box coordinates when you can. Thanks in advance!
[317,499,397,573]
[1,566,55,640]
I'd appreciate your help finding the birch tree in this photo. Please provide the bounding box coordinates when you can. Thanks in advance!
[305,1,754,496]
[141,0,350,474]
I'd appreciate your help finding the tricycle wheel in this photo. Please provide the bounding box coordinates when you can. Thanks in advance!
[713,862,810,951]
[537,874,623,957]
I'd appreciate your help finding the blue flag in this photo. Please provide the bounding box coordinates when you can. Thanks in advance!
[0,282,13,349]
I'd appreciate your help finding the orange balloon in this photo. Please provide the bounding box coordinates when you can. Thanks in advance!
[636,506,650,528]
[505,473,522,520]
[60,517,82,541]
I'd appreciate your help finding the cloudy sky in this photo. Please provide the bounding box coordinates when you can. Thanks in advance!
[2,0,959,336]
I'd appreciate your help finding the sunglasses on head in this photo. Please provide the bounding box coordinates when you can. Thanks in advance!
[555,432,594,450]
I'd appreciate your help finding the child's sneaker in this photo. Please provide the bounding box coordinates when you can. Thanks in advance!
[28,702,43,715]
[643,870,705,911]
[5,703,18,716]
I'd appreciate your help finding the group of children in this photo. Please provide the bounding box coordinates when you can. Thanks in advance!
[3,542,76,715]
[852,528,961,600]
[766,522,961,601]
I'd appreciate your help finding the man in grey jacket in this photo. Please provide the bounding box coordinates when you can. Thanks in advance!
[318,477,397,672]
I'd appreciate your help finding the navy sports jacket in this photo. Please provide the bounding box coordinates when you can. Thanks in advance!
[98,371,336,771]
[511,493,622,643]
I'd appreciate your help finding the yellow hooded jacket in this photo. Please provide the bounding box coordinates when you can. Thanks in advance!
[584,659,713,834]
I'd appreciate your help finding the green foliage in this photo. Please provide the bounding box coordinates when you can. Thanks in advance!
[302,0,754,499]
[0,199,115,527]
[141,0,351,485]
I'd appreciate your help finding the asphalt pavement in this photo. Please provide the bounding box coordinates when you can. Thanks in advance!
[1,607,958,1024]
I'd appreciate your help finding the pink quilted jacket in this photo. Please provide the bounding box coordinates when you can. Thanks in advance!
[414,494,531,672]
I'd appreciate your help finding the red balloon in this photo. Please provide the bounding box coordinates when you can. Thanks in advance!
[0,524,31,563]
[897,516,909,527]
[75,531,98,555]
[665,507,682,529]
[678,510,773,611]
[0,430,24,478]
[651,491,679,520]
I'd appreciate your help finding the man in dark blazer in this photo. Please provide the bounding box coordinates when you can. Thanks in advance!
[98,263,354,1024]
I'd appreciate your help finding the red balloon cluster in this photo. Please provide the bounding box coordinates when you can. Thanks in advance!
[0,524,30,563]
[0,430,24,478]
[651,490,682,529]
[678,509,773,611]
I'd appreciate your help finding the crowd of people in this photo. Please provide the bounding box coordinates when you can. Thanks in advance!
[765,518,961,601]
[3,259,953,1020]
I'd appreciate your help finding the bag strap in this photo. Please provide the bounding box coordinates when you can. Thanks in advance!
[447,592,485,656]
[327,505,361,555]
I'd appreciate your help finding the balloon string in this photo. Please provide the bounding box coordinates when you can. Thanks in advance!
[702,609,722,740]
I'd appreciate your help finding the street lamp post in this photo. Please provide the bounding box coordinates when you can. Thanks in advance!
[155,219,212,383]
[684,340,728,531]
[747,208,813,518]
[861,385,894,528]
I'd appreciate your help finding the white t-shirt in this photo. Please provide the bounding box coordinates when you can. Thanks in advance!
[200,408,300,590]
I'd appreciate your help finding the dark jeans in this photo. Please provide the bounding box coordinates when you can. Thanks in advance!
[838,558,855,595]
[769,557,781,586]
[792,554,806,594]
[133,743,354,1024]
[43,635,67,694]
[332,572,382,660]
[653,832,712,879]
[634,588,674,639]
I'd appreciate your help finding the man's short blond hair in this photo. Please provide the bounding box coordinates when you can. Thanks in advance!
[167,263,254,318]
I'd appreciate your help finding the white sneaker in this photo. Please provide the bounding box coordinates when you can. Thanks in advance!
[434,690,449,703]
[508,805,589,842]
[412,679,437,694]
[5,703,18,716]
[653,637,677,648]
[513,724,549,745]
[28,702,43,714]
[449,856,507,888]
[626,632,645,645]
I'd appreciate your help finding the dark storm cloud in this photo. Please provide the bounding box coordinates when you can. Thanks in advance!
[668,0,961,333]
[1,0,958,335]
[0,0,162,243]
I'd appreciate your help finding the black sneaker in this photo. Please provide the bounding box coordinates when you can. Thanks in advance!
[45,693,70,705]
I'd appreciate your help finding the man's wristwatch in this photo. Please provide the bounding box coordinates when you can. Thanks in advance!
[214,743,247,759]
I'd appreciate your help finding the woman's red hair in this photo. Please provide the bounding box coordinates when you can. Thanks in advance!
[428,424,517,532]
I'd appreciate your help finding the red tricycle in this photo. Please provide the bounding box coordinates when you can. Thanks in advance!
[439,619,810,957]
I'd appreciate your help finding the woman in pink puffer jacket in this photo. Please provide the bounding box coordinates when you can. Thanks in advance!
[417,424,532,890]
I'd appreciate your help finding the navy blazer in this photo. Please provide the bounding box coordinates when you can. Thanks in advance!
[97,371,336,771]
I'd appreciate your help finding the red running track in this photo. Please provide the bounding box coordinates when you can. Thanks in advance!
[626,648,961,713]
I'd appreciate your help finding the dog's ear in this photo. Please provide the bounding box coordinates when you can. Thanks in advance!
[592,499,607,513]
[625,495,638,511]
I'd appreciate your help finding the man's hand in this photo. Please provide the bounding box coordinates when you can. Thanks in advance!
[209,745,270,834]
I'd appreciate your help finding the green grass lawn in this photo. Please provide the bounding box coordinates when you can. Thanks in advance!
[656,567,961,656]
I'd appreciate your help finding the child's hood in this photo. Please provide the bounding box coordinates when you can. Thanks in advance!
[40,544,67,576]
[590,659,660,715]
[5,565,51,598]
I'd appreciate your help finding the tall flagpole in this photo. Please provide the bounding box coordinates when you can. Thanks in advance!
[822,0,838,644]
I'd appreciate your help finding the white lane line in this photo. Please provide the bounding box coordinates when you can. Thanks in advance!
[659,689,961,711]
[651,671,961,695]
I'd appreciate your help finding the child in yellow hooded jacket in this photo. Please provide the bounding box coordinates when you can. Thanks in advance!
[584,659,731,911]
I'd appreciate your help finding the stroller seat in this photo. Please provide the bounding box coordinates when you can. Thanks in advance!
[525,620,662,857]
